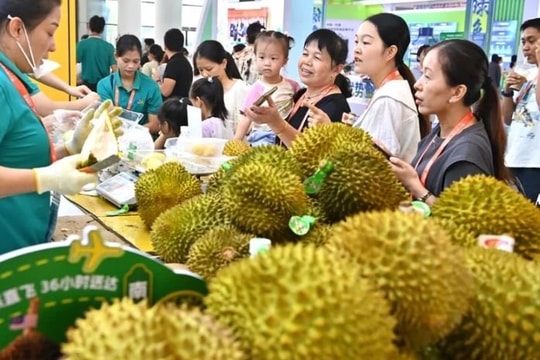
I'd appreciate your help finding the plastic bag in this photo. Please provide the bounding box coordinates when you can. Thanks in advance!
[50,110,82,143]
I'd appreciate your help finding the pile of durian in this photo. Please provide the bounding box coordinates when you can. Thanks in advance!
[61,124,540,359]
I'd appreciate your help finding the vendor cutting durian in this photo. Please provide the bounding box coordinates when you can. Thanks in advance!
[0,0,123,255]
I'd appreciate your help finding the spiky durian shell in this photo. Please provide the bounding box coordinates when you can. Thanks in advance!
[135,162,202,228]
[223,139,251,156]
[0,332,60,360]
[207,145,302,194]
[206,243,398,359]
[431,175,540,260]
[326,210,474,350]
[317,142,408,222]
[62,298,246,360]
[438,247,540,359]
[151,193,228,263]
[290,122,372,176]
[186,225,252,280]
[222,162,309,241]
[431,218,478,249]
[296,223,333,247]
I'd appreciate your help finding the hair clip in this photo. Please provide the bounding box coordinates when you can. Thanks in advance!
[179,98,184,104]
[207,77,213,83]
[7,15,14,20]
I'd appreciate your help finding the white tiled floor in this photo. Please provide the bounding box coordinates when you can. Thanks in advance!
[58,196,85,217]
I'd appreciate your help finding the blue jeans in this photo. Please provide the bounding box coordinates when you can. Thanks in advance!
[247,129,276,147]
[510,168,540,204]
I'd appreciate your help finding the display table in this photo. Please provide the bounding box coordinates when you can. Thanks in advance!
[64,194,154,253]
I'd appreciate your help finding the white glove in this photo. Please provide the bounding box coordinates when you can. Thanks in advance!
[64,108,124,155]
[64,110,94,155]
[33,154,97,195]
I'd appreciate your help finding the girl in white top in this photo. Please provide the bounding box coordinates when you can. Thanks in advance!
[141,44,164,78]
[352,13,429,162]
[189,76,234,140]
[194,40,249,132]
[235,30,300,146]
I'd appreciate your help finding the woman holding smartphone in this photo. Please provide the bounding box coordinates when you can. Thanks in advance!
[244,29,351,148]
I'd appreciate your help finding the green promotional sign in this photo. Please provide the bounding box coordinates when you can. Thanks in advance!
[440,31,466,41]
[0,226,207,351]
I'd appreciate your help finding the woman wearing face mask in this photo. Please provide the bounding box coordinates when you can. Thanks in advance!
[97,35,163,134]
[0,0,103,255]
[244,29,352,148]
[390,39,512,205]
[353,13,429,163]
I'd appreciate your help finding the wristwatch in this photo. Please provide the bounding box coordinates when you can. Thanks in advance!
[501,89,514,97]
[417,190,433,203]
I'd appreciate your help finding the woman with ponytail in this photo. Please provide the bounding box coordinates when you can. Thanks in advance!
[352,13,429,162]
[390,39,512,205]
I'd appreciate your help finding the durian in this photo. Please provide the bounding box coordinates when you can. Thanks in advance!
[431,175,540,260]
[151,193,229,263]
[290,122,372,176]
[62,298,246,360]
[186,225,252,280]
[140,152,167,170]
[326,210,474,350]
[297,223,333,247]
[135,162,202,228]
[205,243,398,359]
[79,100,121,167]
[223,139,251,156]
[317,141,408,222]
[208,145,303,193]
[438,247,540,359]
[221,162,309,241]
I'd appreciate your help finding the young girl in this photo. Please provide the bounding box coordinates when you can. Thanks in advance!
[189,77,234,139]
[193,40,249,132]
[154,97,189,149]
[235,31,300,146]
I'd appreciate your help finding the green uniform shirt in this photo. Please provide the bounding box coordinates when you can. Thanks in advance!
[97,71,162,126]
[76,37,116,84]
[0,52,51,255]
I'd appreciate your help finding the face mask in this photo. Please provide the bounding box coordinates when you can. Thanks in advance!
[8,14,53,79]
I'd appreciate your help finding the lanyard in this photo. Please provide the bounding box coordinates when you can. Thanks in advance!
[288,83,336,123]
[414,111,475,186]
[114,86,136,110]
[278,83,335,147]
[516,75,538,105]
[378,69,400,89]
[0,63,56,163]
[366,69,401,108]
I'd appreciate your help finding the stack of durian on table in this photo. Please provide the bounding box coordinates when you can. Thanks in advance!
[60,123,540,359]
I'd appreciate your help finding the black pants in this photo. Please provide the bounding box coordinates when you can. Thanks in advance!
[82,81,97,92]
[510,167,540,204]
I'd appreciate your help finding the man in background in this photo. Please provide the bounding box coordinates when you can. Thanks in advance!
[154,29,193,98]
[76,15,116,92]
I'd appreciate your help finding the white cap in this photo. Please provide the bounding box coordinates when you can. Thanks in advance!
[249,238,271,258]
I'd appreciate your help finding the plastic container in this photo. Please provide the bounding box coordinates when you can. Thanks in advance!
[249,238,272,258]
[175,152,234,176]
[177,137,228,157]
[164,137,178,157]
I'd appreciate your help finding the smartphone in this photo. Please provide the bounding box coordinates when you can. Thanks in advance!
[372,143,393,160]
[252,86,278,106]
